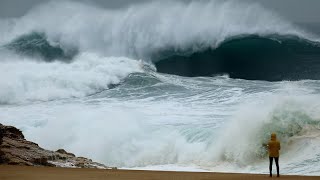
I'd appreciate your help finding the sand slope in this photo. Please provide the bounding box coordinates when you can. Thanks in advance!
[0,165,319,180]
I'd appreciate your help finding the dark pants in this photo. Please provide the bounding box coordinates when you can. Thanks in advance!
[269,157,279,177]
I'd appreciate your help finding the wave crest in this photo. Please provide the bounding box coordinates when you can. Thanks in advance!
[155,35,320,81]
[5,32,77,61]
[0,0,315,59]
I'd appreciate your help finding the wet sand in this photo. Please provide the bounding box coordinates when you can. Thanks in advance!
[0,165,319,180]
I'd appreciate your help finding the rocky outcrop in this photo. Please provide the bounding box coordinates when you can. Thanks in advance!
[0,123,109,169]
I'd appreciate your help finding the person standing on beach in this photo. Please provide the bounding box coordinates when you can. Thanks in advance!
[268,133,281,177]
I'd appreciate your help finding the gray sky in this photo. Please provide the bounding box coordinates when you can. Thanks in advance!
[0,0,319,23]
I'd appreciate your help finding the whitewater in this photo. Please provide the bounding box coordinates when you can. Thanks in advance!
[0,0,320,175]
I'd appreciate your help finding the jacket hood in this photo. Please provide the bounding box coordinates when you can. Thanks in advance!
[271,133,277,141]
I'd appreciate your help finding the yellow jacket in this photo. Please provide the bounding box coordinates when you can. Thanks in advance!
[268,133,281,157]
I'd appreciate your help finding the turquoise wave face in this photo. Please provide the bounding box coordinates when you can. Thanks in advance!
[155,35,320,81]
[4,32,78,62]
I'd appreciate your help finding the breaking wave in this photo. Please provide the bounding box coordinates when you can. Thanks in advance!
[155,35,320,81]
[4,32,77,61]
[0,53,143,104]
[1,0,319,82]
[0,0,316,59]
[214,94,320,165]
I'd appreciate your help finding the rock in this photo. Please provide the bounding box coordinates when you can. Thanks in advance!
[33,157,48,165]
[75,162,85,168]
[58,155,67,160]
[56,149,75,157]
[56,149,67,154]
[0,126,3,163]
[0,124,24,140]
[0,126,3,145]
[0,123,109,169]
[0,150,5,163]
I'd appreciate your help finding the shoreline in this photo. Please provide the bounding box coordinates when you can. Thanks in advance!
[1,165,319,180]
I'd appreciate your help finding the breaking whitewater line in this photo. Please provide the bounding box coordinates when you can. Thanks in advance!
[4,32,78,62]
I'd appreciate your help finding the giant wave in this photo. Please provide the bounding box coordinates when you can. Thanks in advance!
[155,35,320,81]
[1,0,319,81]
[5,32,320,81]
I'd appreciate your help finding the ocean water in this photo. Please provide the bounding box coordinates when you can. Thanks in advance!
[1,0,320,175]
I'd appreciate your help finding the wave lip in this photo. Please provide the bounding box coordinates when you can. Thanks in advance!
[155,35,320,81]
[4,32,78,62]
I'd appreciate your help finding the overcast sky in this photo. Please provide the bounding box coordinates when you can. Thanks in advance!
[0,0,319,23]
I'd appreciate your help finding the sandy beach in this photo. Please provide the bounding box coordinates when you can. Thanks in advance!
[0,165,319,180]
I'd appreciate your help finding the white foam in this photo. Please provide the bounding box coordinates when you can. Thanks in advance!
[0,52,142,104]
[1,78,320,175]
[0,0,315,59]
